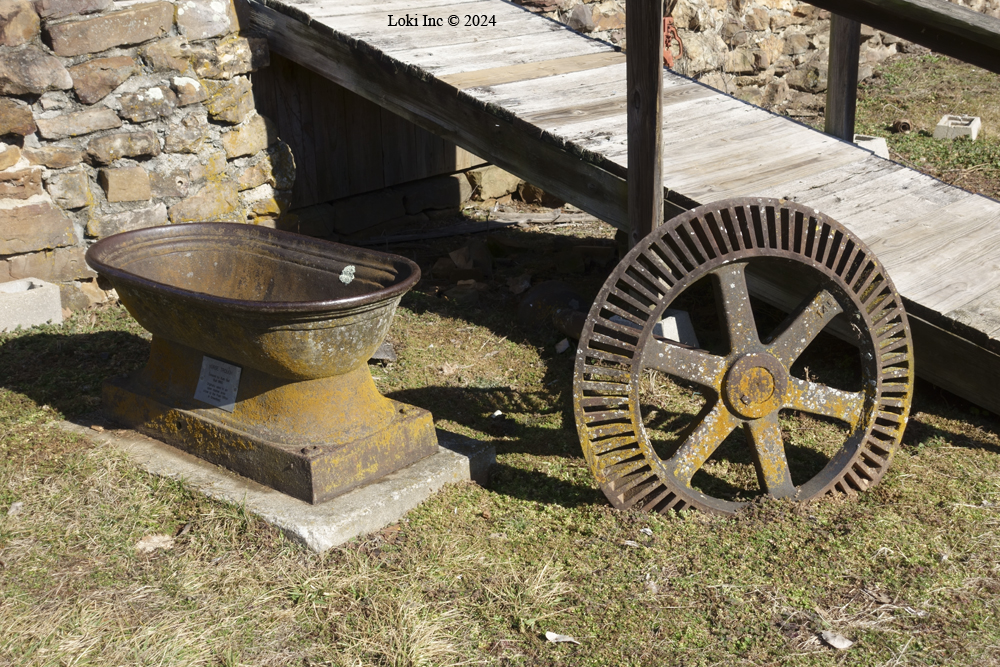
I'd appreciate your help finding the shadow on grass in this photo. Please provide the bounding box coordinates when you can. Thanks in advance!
[0,329,149,418]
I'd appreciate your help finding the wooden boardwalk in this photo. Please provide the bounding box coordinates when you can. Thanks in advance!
[247,0,1000,413]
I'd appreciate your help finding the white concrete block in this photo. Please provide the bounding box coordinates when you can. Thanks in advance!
[0,278,63,332]
[610,309,700,348]
[853,134,890,159]
[933,115,981,141]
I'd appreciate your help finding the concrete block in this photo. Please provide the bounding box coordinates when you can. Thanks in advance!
[853,134,890,159]
[0,278,63,331]
[58,421,495,553]
[933,115,981,141]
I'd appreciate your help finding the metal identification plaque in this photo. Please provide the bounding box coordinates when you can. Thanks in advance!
[194,356,242,412]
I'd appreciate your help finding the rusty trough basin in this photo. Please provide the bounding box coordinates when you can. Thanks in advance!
[86,223,438,504]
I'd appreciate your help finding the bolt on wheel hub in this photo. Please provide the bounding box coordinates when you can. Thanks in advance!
[723,353,787,420]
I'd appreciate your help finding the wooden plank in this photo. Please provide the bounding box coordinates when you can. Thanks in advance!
[387,29,613,76]
[626,0,664,245]
[247,0,630,229]
[297,0,478,19]
[441,52,626,90]
[824,14,861,141]
[805,0,1000,73]
[463,62,627,118]
[326,0,557,53]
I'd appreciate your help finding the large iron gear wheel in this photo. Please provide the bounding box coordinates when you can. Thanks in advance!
[573,198,914,515]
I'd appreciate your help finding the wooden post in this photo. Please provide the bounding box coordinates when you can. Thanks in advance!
[626,0,664,247]
[825,13,862,141]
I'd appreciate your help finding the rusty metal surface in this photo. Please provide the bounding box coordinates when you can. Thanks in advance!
[86,223,420,380]
[573,198,915,515]
[89,223,437,504]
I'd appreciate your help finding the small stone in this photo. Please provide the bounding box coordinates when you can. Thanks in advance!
[0,167,42,199]
[68,55,137,104]
[141,35,190,72]
[555,338,570,354]
[221,113,277,158]
[466,165,520,200]
[0,143,20,170]
[0,0,40,47]
[567,3,594,31]
[171,75,206,105]
[724,48,755,74]
[45,169,90,208]
[517,182,564,207]
[269,141,295,190]
[819,630,853,650]
[35,107,121,140]
[87,129,160,164]
[163,116,208,153]
[0,44,72,95]
[23,145,84,168]
[39,91,72,109]
[784,33,811,55]
[0,202,75,254]
[745,6,769,31]
[786,63,828,93]
[45,2,174,57]
[0,244,93,281]
[86,201,166,236]
[99,166,150,202]
[0,98,35,136]
[118,86,177,122]
[246,192,287,224]
[592,3,624,31]
[236,156,273,191]
[189,35,269,80]
[168,181,240,223]
[176,0,238,40]
[203,76,254,124]
[33,0,109,19]
[148,156,203,197]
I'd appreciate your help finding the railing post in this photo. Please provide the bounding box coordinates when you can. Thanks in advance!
[626,0,664,247]
[825,13,862,141]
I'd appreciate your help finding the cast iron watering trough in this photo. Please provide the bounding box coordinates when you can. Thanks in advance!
[86,223,438,504]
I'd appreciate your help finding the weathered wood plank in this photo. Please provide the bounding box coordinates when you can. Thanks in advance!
[441,52,626,89]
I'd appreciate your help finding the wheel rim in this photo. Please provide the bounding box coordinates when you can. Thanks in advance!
[573,198,914,515]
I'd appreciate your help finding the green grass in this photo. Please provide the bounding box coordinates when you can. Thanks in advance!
[2,213,1000,665]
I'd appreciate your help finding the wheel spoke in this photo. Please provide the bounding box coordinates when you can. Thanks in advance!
[743,412,796,498]
[767,288,843,368]
[664,401,740,486]
[711,263,759,354]
[784,378,866,429]
[641,339,727,389]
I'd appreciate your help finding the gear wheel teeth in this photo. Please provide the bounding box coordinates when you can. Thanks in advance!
[573,198,914,516]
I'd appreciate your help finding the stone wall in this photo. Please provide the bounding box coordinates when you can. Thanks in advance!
[517,0,1000,118]
[0,0,293,311]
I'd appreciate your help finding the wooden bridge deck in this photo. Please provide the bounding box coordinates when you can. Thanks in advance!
[246,0,1000,413]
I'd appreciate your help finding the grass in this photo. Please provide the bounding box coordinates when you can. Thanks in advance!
[2,215,1000,666]
[854,53,1000,199]
[2,54,1000,665]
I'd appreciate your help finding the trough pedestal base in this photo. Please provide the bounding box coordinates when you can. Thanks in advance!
[102,336,439,504]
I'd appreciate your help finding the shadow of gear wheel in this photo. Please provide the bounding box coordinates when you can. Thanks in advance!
[573,198,914,515]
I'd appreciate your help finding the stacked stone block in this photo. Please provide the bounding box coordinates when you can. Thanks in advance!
[0,0,295,311]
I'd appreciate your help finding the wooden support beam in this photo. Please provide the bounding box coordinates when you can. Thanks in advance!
[626,0,664,247]
[825,14,861,141]
[806,0,1000,73]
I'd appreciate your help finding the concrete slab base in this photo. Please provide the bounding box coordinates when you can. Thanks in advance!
[58,420,495,553]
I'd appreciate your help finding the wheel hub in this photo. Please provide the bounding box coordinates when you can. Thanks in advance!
[723,353,788,420]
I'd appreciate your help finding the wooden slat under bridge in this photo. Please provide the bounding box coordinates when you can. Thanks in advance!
[246,0,1000,414]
